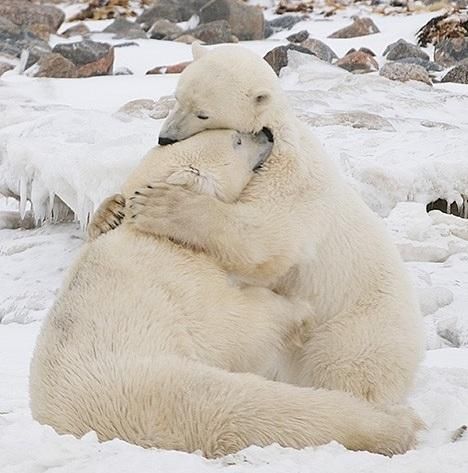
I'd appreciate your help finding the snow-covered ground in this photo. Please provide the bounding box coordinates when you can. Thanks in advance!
[1,4,468,472]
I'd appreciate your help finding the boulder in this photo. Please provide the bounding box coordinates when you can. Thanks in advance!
[328,17,379,39]
[103,18,147,40]
[199,0,265,41]
[61,22,90,38]
[53,40,114,77]
[287,29,309,43]
[136,0,209,29]
[34,52,77,78]
[0,62,14,76]
[0,0,64,38]
[300,38,337,63]
[263,44,314,75]
[188,20,236,44]
[148,19,183,40]
[380,62,432,85]
[383,39,429,61]
[146,61,192,74]
[434,38,468,68]
[394,56,442,72]
[267,15,306,34]
[441,63,468,84]
[336,50,378,73]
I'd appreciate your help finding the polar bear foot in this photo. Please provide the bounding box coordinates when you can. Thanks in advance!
[87,194,126,241]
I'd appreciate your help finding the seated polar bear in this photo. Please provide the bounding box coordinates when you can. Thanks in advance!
[30,129,422,458]
[132,44,426,405]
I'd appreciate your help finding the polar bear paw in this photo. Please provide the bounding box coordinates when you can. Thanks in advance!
[87,194,126,241]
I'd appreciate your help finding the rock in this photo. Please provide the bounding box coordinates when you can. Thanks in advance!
[53,40,114,77]
[61,22,90,38]
[34,52,77,78]
[287,29,309,43]
[336,50,378,73]
[117,96,176,120]
[103,18,147,40]
[394,56,443,72]
[146,61,192,74]
[199,0,265,41]
[358,47,376,57]
[174,34,199,44]
[114,66,133,76]
[434,38,468,68]
[380,62,432,85]
[148,19,183,40]
[441,63,468,84]
[0,17,51,67]
[328,17,379,39]
[383,39,429,61]
[0,0,64,37]
[267,15,306,34]
[0,62,14,76]
[263,44,314,76]
[188,20,236,44]
[300,38,337,63]
[136,0,208,29]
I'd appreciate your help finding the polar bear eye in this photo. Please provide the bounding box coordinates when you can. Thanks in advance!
[237,137,242,146]
[197,114,209,120]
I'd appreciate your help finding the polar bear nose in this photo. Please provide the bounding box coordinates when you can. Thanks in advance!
[159,136,177,146]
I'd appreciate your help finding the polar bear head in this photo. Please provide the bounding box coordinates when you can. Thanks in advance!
[161,129,272,203]
[159,44,286,146]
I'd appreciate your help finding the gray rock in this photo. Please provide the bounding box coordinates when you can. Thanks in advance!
[441,63,468,84]
[336,50,379,73]
[380,62,432,85]
[0,0,64,37]
[267,15,306,33]
[287,29,309,43]
[328,17,380,39]
[300,38,337,63]
[395,56,443,72]
[383,38,429,61]
[199,0,265,41]
[263,44,314,76]
[174,34,199,44]
[188,20,236,44]
[34,53,77,78]
[0,18,51,67]
[434,38,468,68]
[53,40,114,77]
[148,19,183,40]
[103,18,147,40]
[114,66,134,76]
[61,22,90,38]
[136,0,209,29]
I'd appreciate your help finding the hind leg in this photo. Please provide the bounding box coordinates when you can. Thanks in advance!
[292,310,422,404]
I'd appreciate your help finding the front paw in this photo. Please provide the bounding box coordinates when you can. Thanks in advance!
[88,194,126,241]
[127,183,198,240]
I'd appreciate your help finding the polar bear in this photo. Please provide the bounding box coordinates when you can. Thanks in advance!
[30,129,422,457]
[130,44,425,405]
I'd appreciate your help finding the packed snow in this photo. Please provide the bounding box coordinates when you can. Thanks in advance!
[1,3,468,473]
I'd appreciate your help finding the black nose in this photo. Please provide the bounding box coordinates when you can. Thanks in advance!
[158,136,177,146]
[261,127,274,143]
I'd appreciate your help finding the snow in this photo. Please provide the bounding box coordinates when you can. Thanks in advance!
[1,3,468,472]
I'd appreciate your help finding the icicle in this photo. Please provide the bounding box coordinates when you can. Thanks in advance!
[19,176,28,219]
[47,191,55,221]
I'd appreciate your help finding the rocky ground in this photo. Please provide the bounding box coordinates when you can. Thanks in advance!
[0,0,467,82]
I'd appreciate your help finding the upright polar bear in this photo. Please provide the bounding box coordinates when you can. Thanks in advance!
[132,44,425,404]
[30,130,422,457]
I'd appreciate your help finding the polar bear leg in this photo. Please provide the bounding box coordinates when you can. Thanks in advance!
[40,353,422,457]
[296,311,421,404]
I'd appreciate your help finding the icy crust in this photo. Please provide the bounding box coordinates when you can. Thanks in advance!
[282,53,468,217]
[0,92,158,227]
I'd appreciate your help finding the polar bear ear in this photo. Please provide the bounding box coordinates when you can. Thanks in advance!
[192,42,207,61]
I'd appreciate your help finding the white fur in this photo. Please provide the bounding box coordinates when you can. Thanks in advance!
[30,130,422,457]
[151,45,426,404]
